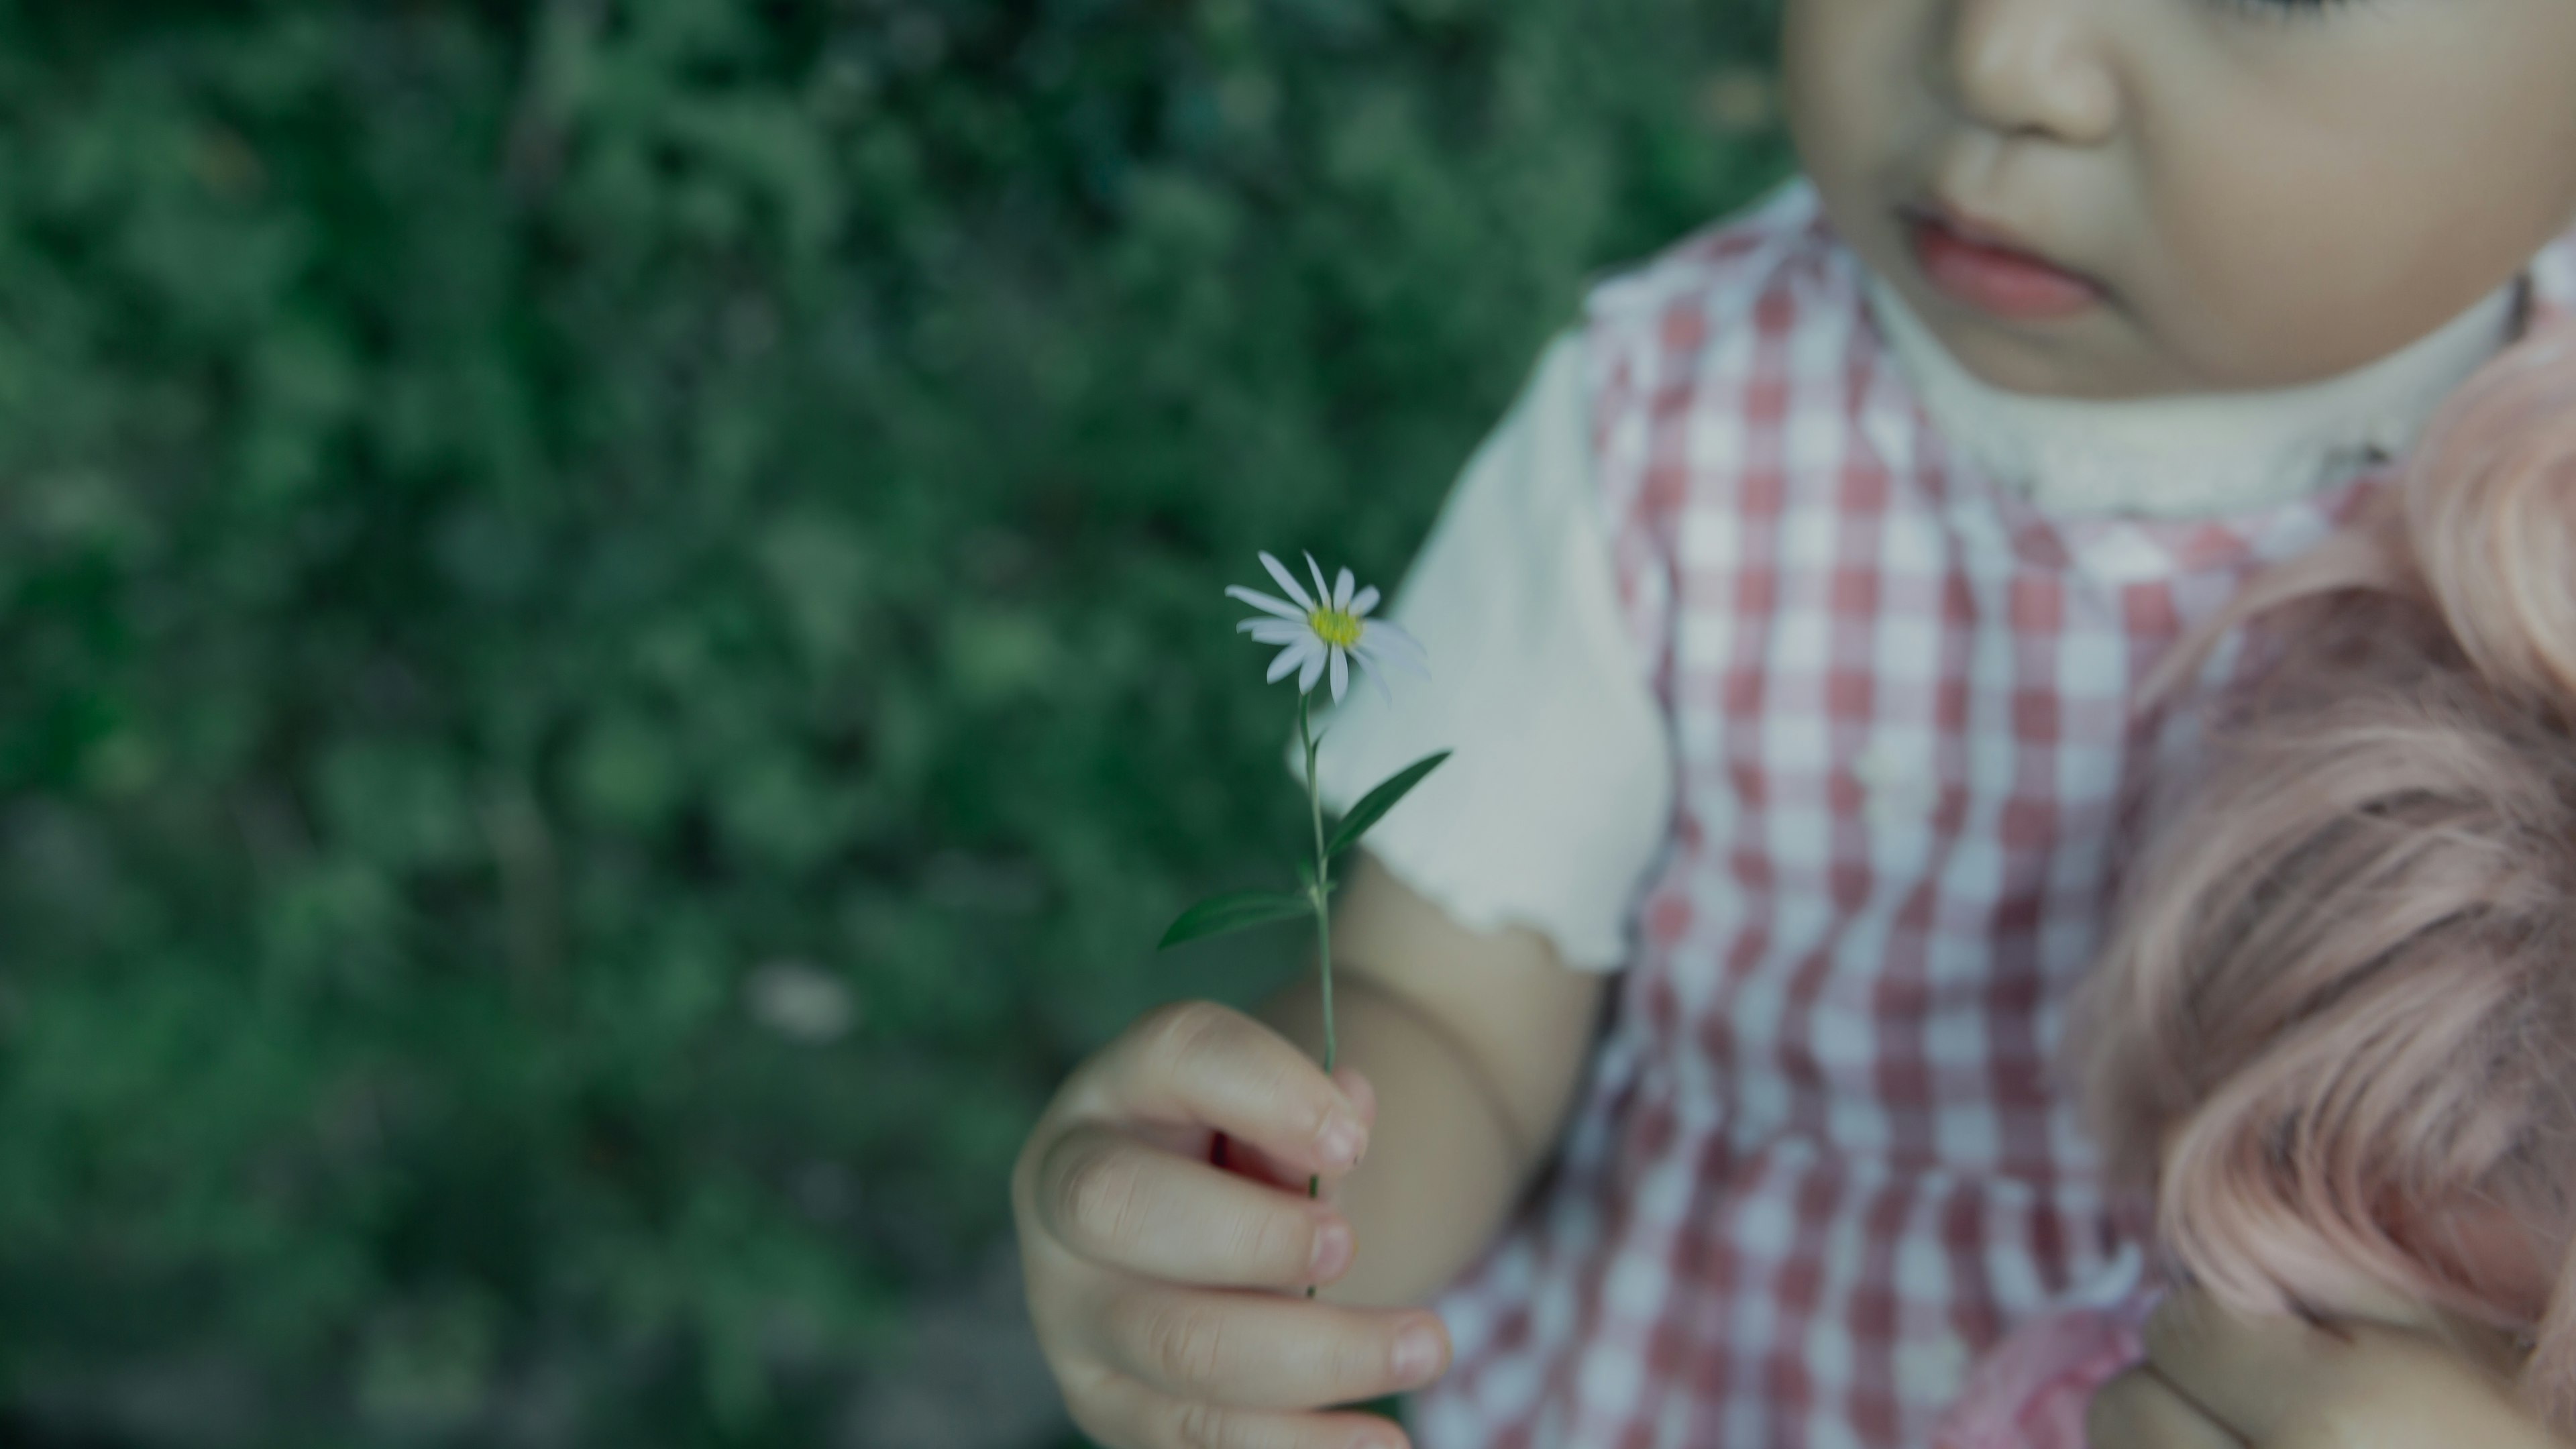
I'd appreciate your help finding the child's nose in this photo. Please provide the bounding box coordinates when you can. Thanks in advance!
[1935,0,2121,147]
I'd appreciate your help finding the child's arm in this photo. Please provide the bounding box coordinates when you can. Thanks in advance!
[2088,1286,2553,1449]
[1255,853,1611,1308]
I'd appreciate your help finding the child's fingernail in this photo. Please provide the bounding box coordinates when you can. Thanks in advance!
[1318,1116,1365,1166]
[1338,1069,1377,1120]
[1310,1221,1352,1278]
[1394,1324,1442,1382]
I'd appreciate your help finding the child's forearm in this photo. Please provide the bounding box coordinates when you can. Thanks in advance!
[1256,968,1540,1309]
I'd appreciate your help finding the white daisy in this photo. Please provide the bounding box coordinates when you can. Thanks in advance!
[1227,551,1428,704]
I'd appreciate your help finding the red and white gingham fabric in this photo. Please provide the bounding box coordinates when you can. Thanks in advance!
[1407,184,2576,1449]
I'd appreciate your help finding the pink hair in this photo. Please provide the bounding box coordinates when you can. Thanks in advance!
[2068,319,2576,1427]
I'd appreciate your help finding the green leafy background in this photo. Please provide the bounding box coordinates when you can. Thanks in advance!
[0,2,1788,1444]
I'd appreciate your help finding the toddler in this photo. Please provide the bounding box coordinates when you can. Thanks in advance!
[1013,2,2576,1446]
[1936,322,2576,1449]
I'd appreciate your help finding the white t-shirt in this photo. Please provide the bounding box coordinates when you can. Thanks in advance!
[1309,278,2515,971]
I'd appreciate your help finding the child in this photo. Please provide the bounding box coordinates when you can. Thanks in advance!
[1934,321,2576,1449]
[1011,3,2576,1446]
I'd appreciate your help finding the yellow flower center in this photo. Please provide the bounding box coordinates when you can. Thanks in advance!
[1309,607,1362,649]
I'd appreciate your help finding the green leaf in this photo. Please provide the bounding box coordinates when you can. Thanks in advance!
[1325,750,1451,859]
[1157,890,1312,951]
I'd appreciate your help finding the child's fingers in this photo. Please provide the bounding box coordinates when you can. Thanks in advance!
[1211,1130,1314,1195]
[1079,1368,1413,1449]
[1096,1280,1450,1412]
[2139,1289,2360,1446]
[1214,1065,1381,1195]
[1034,1122,1356,1290]
[1085,1002,1371,1177]
[2139,1287,2541,1449]
[2084,1364,2248,1449]
[1334,1065,1377,1126]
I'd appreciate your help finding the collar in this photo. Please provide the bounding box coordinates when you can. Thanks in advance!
[1864,275,2519,519]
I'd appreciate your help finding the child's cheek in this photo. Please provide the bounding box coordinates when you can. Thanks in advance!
[2129,7,2576,392]
[1779,0,1931,204]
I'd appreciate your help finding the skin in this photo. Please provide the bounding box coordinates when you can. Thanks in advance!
[2090,1201,2567,1449]
[1011,1023,1430,1449]
[1784,0,2576,398]
[2089,1283,2555,1449]
[1013,857,1605,1449]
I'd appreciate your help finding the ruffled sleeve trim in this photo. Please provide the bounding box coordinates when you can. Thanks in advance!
[1305,331,1675,972]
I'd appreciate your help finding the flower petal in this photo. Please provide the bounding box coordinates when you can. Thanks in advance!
[1350,585,1381,618]
[1334,568,1355,611]
[1259,551,1316,612]
[1240,618,1307,644]
[1353,651,1395,708]
[1297,642,1328,695]
[1305,553,1334,613]
[1359,619,1430,676]
[1328,646,1350,704]
[1352,637,1428,684]
[1226,585,1304,621]
[1269,637,1318,684]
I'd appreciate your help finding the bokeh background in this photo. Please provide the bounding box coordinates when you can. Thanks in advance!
[0,3,1790,1445]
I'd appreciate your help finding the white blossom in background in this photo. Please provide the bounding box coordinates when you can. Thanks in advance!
[746,959,858,1044]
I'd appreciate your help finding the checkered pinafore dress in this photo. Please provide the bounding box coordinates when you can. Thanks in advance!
[1408,184,2576,1449]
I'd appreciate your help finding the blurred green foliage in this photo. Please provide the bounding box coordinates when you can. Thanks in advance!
[0,1,1787,1444]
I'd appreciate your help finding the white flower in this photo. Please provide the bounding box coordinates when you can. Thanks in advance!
[745,959,859,1044]
[1227,551,1428,704]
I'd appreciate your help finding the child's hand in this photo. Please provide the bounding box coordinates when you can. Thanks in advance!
[2086,1285,2552,1449]
[1011,1001,1451,1449]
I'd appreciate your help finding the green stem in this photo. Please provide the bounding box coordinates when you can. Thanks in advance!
[1297,691,1333,1299]
[1301,694,1335,1075]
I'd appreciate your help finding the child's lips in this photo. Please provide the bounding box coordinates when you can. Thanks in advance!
[1902,205,2105,321]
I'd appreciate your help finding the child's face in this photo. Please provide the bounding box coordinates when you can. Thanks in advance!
[1783,0,2576,399]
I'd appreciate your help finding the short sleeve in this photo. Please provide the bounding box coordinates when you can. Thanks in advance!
[1306,331,1674,972]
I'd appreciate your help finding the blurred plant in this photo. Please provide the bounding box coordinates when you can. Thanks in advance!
[0,0,1789,1443]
